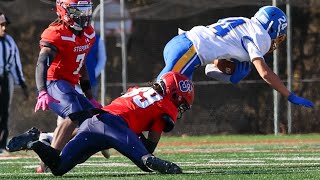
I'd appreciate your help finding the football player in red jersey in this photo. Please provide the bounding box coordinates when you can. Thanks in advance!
[34,0,102,172]
[7,72,194,175]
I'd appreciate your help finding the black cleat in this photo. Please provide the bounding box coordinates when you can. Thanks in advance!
[142,155,182,174]
[6,127,40,152]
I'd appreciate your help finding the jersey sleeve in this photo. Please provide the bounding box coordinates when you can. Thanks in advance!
[40,27,62,51]
[241,36,265,62]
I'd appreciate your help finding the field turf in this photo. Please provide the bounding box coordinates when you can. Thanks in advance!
[1,134,320,179]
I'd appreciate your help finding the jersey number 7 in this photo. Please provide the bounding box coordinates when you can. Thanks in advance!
[73,53,86,75]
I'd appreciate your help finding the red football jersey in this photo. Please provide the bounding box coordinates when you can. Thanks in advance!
[102,87,178,134]
[40,23,96,86]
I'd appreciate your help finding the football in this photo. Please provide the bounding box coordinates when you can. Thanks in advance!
[214,59,235,75]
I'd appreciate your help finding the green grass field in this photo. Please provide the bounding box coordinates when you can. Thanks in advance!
[2,134,320,179]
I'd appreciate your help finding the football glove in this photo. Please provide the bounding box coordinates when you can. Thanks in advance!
[287,93,314,108]
[230,60,251,84]
[35,90,60,112]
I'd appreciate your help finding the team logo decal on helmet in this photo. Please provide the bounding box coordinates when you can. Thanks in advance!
[56,0,93,31]
[253,6,288,52]
[179,80,193,93]
[157,72,194,118]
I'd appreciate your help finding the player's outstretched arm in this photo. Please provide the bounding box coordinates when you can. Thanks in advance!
[138,131,160,154]
[252,57,314,108]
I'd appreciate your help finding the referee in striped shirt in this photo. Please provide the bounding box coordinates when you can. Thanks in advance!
[0,12,28,154]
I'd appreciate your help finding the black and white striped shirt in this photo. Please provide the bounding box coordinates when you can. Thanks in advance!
[0,34,25,85]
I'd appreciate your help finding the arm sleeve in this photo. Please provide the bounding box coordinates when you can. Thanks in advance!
[94,38,107,78]
[205,63,232,83]
[35,49,55,92]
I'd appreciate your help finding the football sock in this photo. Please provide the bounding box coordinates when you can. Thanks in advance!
[31,141,61,174]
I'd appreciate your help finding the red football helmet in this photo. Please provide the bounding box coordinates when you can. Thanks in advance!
[56,0,93,31]
[156,72,194,117]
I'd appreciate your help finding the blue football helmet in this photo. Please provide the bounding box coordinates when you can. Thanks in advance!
[254,6,288,52]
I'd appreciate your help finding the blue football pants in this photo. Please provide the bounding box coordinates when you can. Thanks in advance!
[56,113,150,174]
[157,33,201,80]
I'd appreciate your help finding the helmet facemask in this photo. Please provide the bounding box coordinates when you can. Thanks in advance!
[177,100,191,119]
[56,0,93,31]
[67,4,92,30]
[169,91,192,119]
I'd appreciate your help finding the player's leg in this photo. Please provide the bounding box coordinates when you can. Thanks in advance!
[0,76,9,151]
[47,80,95,120]
[9,117,108,176]
[73,88,111,159]
[98,113,182,174]
[6,127,65,175]
[50,119,77,151]
[47,80,95,151]
[38,128,76,147]
[49,116,78,150]
[30,141,62,175]
[0,74,13,152]
[54,115,111,176]
[36,124,78,173]
[48,116,109,161]
[35,80,87,173]
[0,77,4,148]
[156,33,201,80]
[5,127,62,174]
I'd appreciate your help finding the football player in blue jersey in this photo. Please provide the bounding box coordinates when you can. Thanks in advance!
[157,6,314,108]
